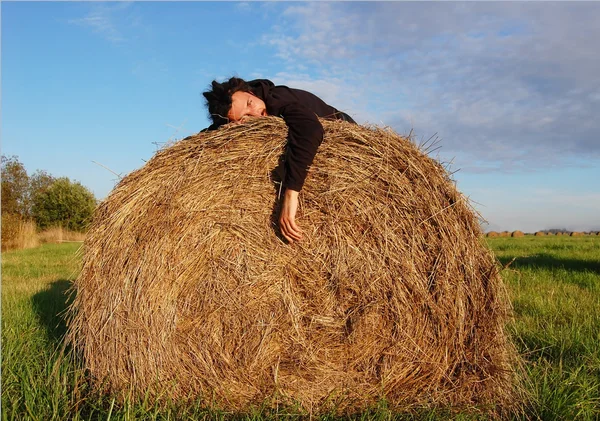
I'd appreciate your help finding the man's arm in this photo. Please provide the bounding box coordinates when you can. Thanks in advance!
[278,102,325,191]
[274,102,324,243]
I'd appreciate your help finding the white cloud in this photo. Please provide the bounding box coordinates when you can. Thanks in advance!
[235,2,251,12]
[68,2,135,43]
[262,2,600,173]
[271,72,361,118]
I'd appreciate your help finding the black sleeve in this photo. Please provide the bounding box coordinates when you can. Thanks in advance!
[277,102,324,191]
[200,122,222,132]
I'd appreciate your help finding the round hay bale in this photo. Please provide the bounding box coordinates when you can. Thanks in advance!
[486,231,499,238]
[570,231,584,237]
[498,231,510,237]
[68,118,518,415]
[534,231,545,236]
[511,231,524,238]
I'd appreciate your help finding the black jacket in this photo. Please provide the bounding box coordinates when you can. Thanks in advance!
[205,79,355,191]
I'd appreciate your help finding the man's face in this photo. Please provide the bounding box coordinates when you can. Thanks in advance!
[227,91,268,123]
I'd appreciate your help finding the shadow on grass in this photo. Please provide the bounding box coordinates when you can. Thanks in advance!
[31,279,73,345]
[497,253,600,275]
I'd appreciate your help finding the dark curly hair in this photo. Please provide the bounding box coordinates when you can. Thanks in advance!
[202,77,252,127]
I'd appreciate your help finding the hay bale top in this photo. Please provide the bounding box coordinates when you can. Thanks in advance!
[69,117,517,415]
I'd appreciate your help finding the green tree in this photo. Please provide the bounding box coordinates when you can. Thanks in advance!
[29,170,56,200]
[27,170,57,224]
[1,155,30,217]
[32,177,96,231]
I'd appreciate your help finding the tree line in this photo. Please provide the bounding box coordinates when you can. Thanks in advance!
[1,155,97,232]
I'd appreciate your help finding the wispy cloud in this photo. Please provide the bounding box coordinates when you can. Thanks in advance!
[68,2,134,43]
[235,2,251,13]
[271,72,362,117]
[262,3,600,173]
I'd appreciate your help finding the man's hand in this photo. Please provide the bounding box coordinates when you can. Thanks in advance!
[279,189,303,243]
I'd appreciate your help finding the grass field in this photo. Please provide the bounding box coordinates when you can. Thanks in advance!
[2,237,599,420]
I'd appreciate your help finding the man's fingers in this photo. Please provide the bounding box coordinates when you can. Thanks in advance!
[281,223,302,242]
[281,230,295,243]
[288,217,303,235]
[285,219,303,239]
[280,217,303,242]
[279,189,303,243]
[281,226,298,243]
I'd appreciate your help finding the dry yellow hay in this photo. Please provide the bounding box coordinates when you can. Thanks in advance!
[486,231,499,238]
[498,231,510,237]
[38,226,87,244]
[570,232,584,237]
[67,118,519,416]
[534,232,545,237]
[510,231,524,238]
[1,214,39,251]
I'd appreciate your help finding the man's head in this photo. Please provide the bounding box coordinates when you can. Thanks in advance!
[202,77,267,127]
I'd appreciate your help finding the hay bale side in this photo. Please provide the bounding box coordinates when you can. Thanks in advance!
[68,118,519,415]
[486,231,499,238]
[570,231,584,237]
[534,231,545,236]
[511,231,524,238]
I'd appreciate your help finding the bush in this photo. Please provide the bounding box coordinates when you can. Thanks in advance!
[1,214,39,251]
[32,178,96,232]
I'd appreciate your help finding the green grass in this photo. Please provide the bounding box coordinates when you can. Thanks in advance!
[2,238,599,420]
[489,236,600,420]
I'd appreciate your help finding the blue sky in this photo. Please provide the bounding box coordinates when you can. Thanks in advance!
[2,1,599,233]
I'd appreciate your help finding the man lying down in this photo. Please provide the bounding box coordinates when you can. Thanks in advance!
[202,77,356,243]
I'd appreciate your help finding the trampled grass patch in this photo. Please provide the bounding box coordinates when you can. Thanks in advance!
[2,237,599,420]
